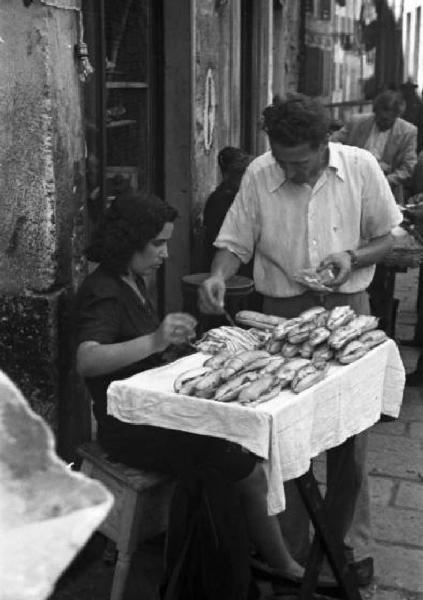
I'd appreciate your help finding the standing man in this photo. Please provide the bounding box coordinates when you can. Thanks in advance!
[402,199,423,385]
[199,93,402,585]
[331,90,417,333]
[331,90,417,204]
[203,146,253,272]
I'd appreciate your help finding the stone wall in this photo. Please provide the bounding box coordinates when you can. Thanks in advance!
[273,0,302,98]
[191,0,222,273]
[0,0,88,457]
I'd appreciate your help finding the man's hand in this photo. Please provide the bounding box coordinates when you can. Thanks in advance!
[198,274,226,314]
[406,192,423,206]
[403,203,423,236]
[317,251,353,287]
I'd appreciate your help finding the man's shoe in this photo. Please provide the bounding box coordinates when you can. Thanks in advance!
[349,557,374,587]
[250,557,337,589]
[406,371,423,386]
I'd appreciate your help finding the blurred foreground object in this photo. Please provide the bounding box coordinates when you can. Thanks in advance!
[0,370,113,600]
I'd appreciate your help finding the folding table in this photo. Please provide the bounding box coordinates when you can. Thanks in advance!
[108,339,405,599]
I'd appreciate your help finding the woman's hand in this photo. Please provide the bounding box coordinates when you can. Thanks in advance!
[154,313,198,351]
[198,275,226,314]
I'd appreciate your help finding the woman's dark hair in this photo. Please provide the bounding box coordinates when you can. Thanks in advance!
[86,191,178,274]
[262,93,330,149]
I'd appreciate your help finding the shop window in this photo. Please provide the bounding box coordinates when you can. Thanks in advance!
[320,0,331,21]
[82,0,163,223]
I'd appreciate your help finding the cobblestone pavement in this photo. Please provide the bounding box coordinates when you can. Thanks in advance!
[361,268,423,600]
[49,268,423,600]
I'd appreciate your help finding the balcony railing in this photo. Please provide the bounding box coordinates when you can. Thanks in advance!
[326,99,373,127]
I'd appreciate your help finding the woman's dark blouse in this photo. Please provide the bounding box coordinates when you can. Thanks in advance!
[75,266,256,481]
[75,265,161,439]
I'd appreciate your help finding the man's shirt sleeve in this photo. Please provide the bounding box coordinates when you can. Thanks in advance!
[214,167,258,264]
[360,150,403,240]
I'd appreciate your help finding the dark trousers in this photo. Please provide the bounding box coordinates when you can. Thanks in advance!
[414,264,423,342]
[367,264,394,334]
[262,291,372,562]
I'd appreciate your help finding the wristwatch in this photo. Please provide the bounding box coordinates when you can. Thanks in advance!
[346,249,359,268]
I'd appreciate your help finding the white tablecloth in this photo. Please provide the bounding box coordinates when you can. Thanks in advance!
[108,339,405,514]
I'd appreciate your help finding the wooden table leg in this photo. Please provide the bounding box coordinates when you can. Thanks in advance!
[294,439,363,600]
[384,267,397,338]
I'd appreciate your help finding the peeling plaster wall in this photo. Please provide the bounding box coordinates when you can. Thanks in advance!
[0,2,56,292]
[0,0,87,454]
[46,5,86,289]
[191,0,222,272]
[273,0,302,97]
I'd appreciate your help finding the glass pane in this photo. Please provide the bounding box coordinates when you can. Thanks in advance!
[104,0,149,83]
[106,89,149,199]
[83,0,155,210]
[83,1,105,223]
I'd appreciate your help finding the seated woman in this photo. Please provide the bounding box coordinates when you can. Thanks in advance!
[75,190,303,585]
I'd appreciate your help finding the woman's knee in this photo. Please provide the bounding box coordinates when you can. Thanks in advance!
[237,462,268,497]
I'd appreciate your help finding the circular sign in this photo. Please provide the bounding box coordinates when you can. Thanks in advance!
[203,68,216,152]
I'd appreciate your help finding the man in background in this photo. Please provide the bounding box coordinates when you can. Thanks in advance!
[203,147,253,273]
[332,90,417,332]
[331,89,417,204]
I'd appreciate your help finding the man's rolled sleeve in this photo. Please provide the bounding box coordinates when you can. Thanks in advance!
[213,169,257,264]
[360,152,403,240]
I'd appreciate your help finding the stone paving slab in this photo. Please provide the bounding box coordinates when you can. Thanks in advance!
[370,477,396,506]
[398,402,423,422]
[374,420,407,436]
[396,481,423,511]
[368,447,423,481]
[372,505,423,547]
[374,544,423,593]
[368,589,423,600]
[368,433,423,481]
[409,423,423,439]
[368,434,422,454]
[402,388,423,405]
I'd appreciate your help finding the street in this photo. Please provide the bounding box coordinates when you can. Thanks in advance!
[49,267,423,600]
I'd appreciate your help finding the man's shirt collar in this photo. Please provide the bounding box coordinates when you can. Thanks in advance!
[267,142,345,192]
[327,142,346,181]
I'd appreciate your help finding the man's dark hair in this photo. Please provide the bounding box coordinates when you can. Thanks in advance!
[86,191,178,274]
[217,146,253,175]
[262,93,330,149]
[373,90,402,115]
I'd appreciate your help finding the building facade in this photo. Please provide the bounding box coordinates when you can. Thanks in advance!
[403,0,423,90]
[0,0,302,458]
[302,0,404,122]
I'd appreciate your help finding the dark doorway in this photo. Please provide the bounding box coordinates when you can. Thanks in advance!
[240,0,254,154]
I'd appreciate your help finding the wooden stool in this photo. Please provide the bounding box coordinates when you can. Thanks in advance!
[78,441,175,600]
